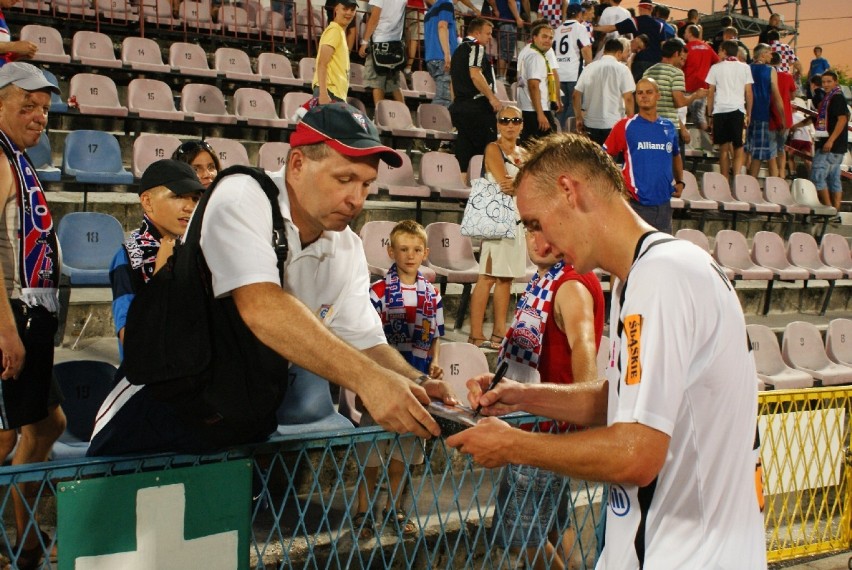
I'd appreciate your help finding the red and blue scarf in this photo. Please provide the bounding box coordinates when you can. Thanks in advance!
[123,214,162,287]
[815,86,842,134]
[0,130,59,311]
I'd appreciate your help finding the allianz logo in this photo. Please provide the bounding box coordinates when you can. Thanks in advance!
[636,141,666,150]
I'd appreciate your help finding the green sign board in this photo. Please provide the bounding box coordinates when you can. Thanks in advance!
[57,460,251,569]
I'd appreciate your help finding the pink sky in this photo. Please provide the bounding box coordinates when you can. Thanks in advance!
[623,0,852,74]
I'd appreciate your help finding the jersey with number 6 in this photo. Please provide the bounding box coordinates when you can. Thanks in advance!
[553,19,592,83]
[598,233,766,570]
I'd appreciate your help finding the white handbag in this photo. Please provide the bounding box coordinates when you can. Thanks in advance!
[460,177,517,239]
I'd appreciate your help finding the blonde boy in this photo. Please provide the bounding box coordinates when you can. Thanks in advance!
[355,220,444,538]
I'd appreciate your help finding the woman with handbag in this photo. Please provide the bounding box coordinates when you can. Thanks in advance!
[467,106,528,349]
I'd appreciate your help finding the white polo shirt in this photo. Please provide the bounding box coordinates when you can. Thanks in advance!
[705,59,754,115]
[598,233,766,570]
[517,44,550,113]
[200,169,386,351]
[574,54,635,129]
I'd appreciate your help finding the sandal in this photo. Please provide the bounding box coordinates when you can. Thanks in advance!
[352,511,374,540]
[13,529,56,570]
[467,336,495,349]
[490,334,504,346]
[383,508,418,536]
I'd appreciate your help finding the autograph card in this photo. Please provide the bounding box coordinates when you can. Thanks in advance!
[429,402,479,436]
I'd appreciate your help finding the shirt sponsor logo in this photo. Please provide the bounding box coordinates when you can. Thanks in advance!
[318,304,334,321]
[624,313,642,385]
[636,141,672,153]
[609,484,631,516]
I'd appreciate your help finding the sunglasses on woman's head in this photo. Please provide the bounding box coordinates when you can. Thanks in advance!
[174,140,215,160]
[498,117,523,125]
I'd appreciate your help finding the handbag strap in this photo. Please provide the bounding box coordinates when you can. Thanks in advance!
[482,143,517,178]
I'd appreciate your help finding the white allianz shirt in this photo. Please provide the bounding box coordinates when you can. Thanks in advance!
[198,168,386,351]
[598,233,766,570]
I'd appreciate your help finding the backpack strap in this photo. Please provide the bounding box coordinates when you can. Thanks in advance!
[193,165,290,284]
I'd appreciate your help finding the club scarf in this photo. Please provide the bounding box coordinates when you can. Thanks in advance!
[123,214,163,287]
[0,129,60,312]
[815,86,842,134]
[498,260,565,369]
[531,43,560,105]
[379,263,440,373]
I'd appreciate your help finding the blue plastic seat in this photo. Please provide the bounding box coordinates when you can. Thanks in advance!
[57,212,125,285]
[27,132,61,182]
[41,69,68,114]
[51,360,118,459]
[62,130,134,185]
[273,365,353,437]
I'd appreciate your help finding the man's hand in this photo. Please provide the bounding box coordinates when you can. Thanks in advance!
[445,417,516,467]
[537,111,551,132]
[318,92,332,105]
[9,41,37,59]
[358,43,368,59]
[443,54,451,72]
[422,377,458,405]
[429,362,444,379]
[489,96,502,112]
[575,114,585,134]
[0,327,24,380]
[357,371,441,438]
[464,373,526,415]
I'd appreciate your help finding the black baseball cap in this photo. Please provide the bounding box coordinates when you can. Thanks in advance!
[332,0,357,7]
[566,4,584,17]
[290,102,403,167]
[139,159,206,195]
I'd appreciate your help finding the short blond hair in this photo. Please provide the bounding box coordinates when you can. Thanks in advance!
[515,133,627,199]
[389,219,427,247]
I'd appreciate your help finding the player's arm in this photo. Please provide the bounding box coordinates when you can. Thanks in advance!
[552,281,599,383]
[0,159,24,380]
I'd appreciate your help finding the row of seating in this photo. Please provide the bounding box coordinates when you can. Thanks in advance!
[749,319,852,390]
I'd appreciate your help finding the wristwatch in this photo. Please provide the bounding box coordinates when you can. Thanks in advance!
[415,374,431,386]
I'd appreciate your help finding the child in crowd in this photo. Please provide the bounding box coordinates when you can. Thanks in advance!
[354,220,445,539]
[787,109,814,177]
[171,139,221,189]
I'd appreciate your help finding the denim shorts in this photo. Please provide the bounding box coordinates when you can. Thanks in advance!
[811,150,844,193]
[497,23,517,63]
[492,463,572,548]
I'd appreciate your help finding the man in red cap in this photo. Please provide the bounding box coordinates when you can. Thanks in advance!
[89,103,453,456]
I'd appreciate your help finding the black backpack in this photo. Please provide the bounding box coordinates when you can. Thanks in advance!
[123,166,290,449]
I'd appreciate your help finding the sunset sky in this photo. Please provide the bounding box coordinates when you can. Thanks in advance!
[626,0,852,75]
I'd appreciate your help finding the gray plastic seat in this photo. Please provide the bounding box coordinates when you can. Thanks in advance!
[733,174,781,213]
[752,231,810,281]
[438,342,490,402]
[702,172,750,212]
[257,141,291,172]
[746,324,813,389]
[205,137,250,169]
[181,84,238,124]
[782,321,852,386]
[132,133,182,178]
[170,42,217,78]
[826,319,852,367]
[764,176,810,215]
[787,232,843,280]
[819,233,852,277]
[680,170,718,210]
[71,31,122,68]
[122,36,170,73]
[215,47,260,82]
[128,78,184,121]
[376,153,430,198]
[713,230,773,280]
[233,88,289,128]
[257,52,302,86]
[420,152,470,199]
[20,25,70,64]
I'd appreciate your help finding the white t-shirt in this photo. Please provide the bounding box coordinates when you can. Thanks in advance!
[574,54,635,129]
[705,59,754,115]
[598,233,766,570]
[553,19,592,82]
[517,44,550,112]
[199,169,386,351]
[368,0,407,42]
[596,5,631,59]
[790,110,813,142]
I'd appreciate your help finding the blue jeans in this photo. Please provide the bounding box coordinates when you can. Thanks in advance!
[811,150,844,193]
[426,60,451,107]
[558,80,576,127]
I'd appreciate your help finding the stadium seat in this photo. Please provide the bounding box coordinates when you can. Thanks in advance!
[205,137,250,169]
[143,0,179,26]
[62,130,134,185]
[374,100,429,139]
[95,0,139,22]
[398,72,418,99]
[50,360,118,459]
[132,133,182,178]
[122,36,170,73]
[359,220,436,281]
[295,7,324,42]
[493,80,515,106]
[420,152,469,199]
[468,155,484,181]
[274,366,353,436]
[819,233,852,277]
[71,31,122,69]
[233,88,289,128]
[53,0,95,17]
[417,104,456,140]
[219,5,252,34]
[713,230,773,281]
[68,74,129,117]
[280,91,312,122]
[376,152,430,198]
[57,212,126,285]
[425,222,479,328]
[787,232,842,315]
[181,83,238,124]
[764,176,811,215]
[257,141,290,172]
[438,342,490,402]
[733,174,782,214]
[349,62,367,93]
[751,231,810,281]
[179,0,220,30]
[128,78,184,122]
[826,319,852,367]
[347,97,368,116]
[746,324,813,389]
[702,172,750,228]
[675,228,735,281]
[791,178,837,216]
[680,170,718,211]
[169,42,218,78]
[20,25,70,64]
[41,69,67,113]
[260,10,294,39]
[297,57,316,86]
[257,52,302,86]
[782,321,852,386]
[19,0,51,13]
[28,132,61,183]
[215,47,260,82]
[410,71,436,99]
